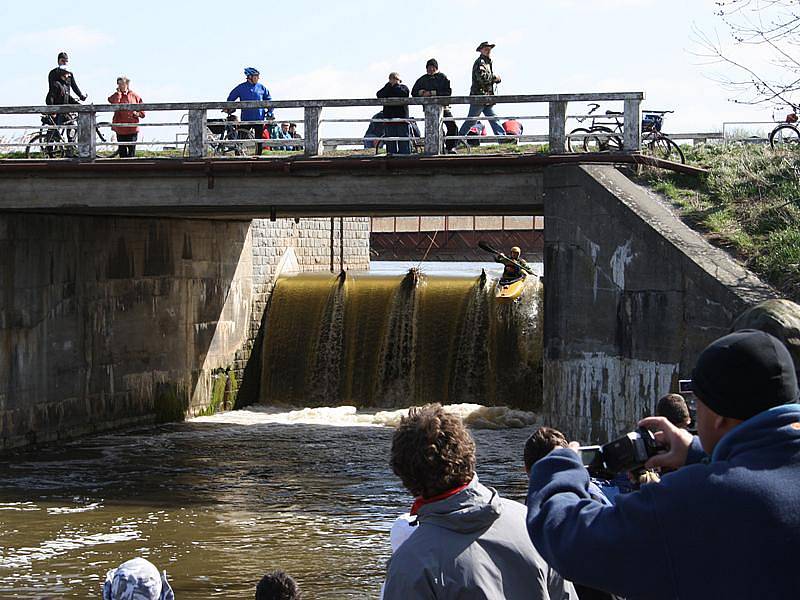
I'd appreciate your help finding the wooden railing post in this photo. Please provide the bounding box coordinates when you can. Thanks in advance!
[548,100,567,153]
[188,108,207,158]
[424,103,444,155]
[304,105,322,157]
[623,97,641,152]
[77,111,96,160]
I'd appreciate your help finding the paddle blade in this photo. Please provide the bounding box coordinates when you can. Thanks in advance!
[478,240,499,255]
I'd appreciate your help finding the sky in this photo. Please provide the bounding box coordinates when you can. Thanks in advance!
[0,0,788,143]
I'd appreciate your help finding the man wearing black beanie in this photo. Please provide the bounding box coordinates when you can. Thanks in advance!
[526,329,800,600]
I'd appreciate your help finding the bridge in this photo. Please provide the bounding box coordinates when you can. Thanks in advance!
[0,93,768,452]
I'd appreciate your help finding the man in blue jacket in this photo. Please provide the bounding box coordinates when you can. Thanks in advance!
[227,67,272,156]
[527,329,800,600]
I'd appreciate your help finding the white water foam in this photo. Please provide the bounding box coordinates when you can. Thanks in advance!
[190,403,538,429]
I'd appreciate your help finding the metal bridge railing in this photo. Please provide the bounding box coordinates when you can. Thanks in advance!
[0,92,644,160]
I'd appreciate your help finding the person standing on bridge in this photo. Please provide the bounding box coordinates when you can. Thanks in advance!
[458,42,506,141]
[108,76,145,158]
[411,59,458,153]
[377,72,412,155]
[227,67,273,156]
[47,51,86,104]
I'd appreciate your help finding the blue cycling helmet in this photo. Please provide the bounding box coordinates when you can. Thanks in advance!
[244,67,260,77]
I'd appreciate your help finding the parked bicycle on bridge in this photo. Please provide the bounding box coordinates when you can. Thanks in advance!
[24,111,111,158]
[769,105,799,148]
[567,103,685,163]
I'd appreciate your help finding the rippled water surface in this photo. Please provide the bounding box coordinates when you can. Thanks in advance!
[0,407,535,599]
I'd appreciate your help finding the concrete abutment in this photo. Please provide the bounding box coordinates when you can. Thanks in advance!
[0,214,368,450]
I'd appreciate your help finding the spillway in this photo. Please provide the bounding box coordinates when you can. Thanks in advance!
[260,270,543,409]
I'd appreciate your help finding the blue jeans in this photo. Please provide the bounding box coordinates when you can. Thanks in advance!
[458,103,506,137]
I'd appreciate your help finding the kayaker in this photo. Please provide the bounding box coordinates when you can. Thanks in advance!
[495,246,530,281]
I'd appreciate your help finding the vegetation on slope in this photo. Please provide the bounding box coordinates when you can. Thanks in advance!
[638,144,800,301]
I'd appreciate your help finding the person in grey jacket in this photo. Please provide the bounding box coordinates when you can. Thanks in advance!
[383,403,577,600]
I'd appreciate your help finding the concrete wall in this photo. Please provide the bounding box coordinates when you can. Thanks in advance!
[0,214,369,450]
[542,165,775,442]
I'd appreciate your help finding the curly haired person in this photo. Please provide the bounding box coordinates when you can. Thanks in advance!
[383,403,577,600]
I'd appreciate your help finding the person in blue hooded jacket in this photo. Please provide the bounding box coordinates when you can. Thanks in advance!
[526,329,800,600]
[227,67,273,156]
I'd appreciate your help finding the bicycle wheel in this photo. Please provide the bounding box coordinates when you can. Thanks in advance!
[644,134,685,163]
[583,126,622,153]
[769,124,800,149]
[25,133,50,158]
[567,128,591,153]
[234,128,257,156]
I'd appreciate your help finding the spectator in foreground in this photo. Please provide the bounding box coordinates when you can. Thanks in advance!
[458,42,506,140]
[655,393,691,429]
[102,557,174,600]
[383,403,577,599]
[527,329,800,600]
[524,426,614,507]
[47,51,86,103]
[108,76,145,158]
[255,570,301,600]
[411,58,458,152]
[376,73,411,155]
[227,67,272,156]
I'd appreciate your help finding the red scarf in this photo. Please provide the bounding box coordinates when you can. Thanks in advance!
[410,482,470,515]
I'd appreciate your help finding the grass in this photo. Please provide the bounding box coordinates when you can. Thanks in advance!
[636,143,800,301]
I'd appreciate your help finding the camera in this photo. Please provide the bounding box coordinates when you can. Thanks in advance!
[579,427,662,476]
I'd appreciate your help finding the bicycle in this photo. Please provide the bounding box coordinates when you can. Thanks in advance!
[768,105,799,148]
[567,103,685,163]
[25,112,112,158]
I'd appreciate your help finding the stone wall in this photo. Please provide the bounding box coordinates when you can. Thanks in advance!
[541,165,775,442]
[0,214,369,450]
[234,217,370,405]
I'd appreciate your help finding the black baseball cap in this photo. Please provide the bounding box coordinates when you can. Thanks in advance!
[476,41,495,51]
[692,329,799,420]
[58,51,68,60]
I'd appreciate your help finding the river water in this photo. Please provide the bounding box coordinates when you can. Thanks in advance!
[1,261,544,598]
[0,406,538,599]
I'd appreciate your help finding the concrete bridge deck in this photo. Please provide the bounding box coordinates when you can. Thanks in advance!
[0,153,700,219]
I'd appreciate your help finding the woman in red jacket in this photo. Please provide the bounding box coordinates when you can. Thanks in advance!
[108,76,144,157]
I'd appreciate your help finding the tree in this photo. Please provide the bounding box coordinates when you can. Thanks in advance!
[696,0,800,107]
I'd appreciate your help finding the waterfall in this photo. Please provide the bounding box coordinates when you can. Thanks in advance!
[260,270,543,410]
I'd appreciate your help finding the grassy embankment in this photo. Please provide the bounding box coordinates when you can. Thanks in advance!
[637,144,800,302]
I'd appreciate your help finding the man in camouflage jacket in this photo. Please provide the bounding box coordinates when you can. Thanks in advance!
[458,42,507,139]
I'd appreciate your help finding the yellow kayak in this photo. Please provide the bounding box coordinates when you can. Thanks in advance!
[495,277,526,302]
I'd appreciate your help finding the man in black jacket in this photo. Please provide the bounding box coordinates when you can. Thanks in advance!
[377,72,412,154]
[412,59,457,152]
[458,42,506,139]
[47,52,86,104]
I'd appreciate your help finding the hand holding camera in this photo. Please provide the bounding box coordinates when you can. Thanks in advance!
[638,416,694,471]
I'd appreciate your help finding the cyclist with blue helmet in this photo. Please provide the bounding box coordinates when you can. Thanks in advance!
[227,67,273,155]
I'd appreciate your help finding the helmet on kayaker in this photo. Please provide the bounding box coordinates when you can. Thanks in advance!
[510,246,521,256]
[244,67,260,77]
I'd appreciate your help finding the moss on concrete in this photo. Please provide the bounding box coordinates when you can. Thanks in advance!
[197,368,238,417]
[154,383,187,424]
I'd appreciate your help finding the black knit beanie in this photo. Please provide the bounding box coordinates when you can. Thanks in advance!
[692,329,799,420]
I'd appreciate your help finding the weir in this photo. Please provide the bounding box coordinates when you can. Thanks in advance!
[260,270,543,409]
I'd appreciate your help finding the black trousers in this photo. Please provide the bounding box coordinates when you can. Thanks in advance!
[443,109,458,150]
[250,124,264,155]
[117,133,137,157]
